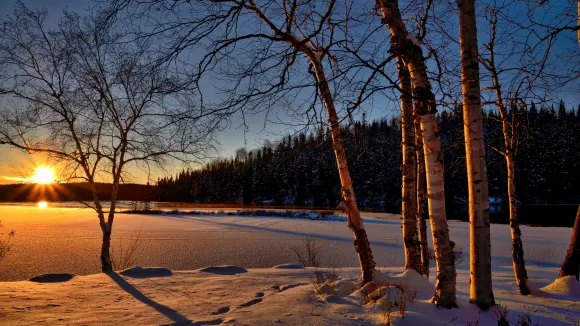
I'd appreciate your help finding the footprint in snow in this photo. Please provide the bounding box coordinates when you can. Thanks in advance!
[211,306,230,315]
[197,318,224,325]
[238,298,263,308]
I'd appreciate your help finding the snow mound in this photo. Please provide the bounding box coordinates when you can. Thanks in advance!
[118,267,173,278]
[272,263,304,269]
[198,265,248,275]
[29,273,75,283]
[373,269,434,300]
[541,276,580,297]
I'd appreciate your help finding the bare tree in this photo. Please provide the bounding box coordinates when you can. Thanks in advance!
[476,0,563,295]
[457,0,495,310]
[376,0,457,308]
[415,114,430,277]
[398,60,421,273]
[115,0,379,284]
[0,3,215,272]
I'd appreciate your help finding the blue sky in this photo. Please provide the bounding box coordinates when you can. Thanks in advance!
[0,0,577,184]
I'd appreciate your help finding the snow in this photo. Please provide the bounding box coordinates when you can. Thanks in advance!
[1,266,578,325]
[541,275,580,298]
[0,205,579,324]
[373,269,434,299]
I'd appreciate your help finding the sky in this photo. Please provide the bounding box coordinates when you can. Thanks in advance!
[0,0,577,185]
[0,0,311,184]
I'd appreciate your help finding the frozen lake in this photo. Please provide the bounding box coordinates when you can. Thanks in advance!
[0,204,572,281]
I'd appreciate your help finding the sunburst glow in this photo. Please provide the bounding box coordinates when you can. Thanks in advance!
[31,167,55,184]
[37,201,48,208]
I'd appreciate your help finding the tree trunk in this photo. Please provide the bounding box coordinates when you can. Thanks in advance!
[415,114,430,278]
[310,58,376,285]
[377,0,457,308]
[457,0,495,309]
[245,7,377,285]
[486,26,530,295]
[420,113,457,307]
[507,154,530,294]
[559,205,580,280]
[398,58,421,273]
[101,222,113,272]
[88,182,113,273]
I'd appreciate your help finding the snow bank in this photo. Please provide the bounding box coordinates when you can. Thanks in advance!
[29,273,75,283]
[541,275,580,297]
[198,265,248,275]
[373,269,434,300]
[272,263,304,269]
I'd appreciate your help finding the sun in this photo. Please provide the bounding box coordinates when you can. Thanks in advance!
[31,167,55,184]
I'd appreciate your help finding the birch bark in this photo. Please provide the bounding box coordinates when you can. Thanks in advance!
[415,114,430,277]
[457,0,495,309]
[398,58,421,273]
[376,0,457,307]
[559,206,580,280]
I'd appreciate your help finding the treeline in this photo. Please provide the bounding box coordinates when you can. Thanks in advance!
[156,102,580,214]
[0,183,154,202]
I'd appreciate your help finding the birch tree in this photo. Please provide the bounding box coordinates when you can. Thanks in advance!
[457,0,495,309]
[479,8,532,295]
[376,0,457,308]
[398,59,422,273]
[0,4,215,272]
[117,0,378,284]
[415,114,430,277]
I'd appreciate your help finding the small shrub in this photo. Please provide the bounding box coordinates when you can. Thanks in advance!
[491,304,510,326]
[0,221,15,264]
[290,237,323,267]
[311,267,338,297]
[516,307,539,326]
[362,282,416,325]
[111,227,144,271]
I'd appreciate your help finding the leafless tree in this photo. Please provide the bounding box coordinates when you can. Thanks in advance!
[376,0,458,308]
[113,0,381,284]
[0,3,216,272]
[522,1,580,281]
[398,60,422,273]
[457,0,495,309]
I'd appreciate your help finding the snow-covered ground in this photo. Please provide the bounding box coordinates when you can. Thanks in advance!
[0,205,578,325]
[1,265,578,325]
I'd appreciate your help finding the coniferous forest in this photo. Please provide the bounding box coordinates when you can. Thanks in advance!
[156,103,580,225]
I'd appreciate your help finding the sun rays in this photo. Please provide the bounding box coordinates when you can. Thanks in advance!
[31,167,55,184]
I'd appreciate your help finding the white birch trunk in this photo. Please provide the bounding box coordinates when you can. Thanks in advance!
[415,114,430,277]
[309,57,376,285]
[398,59,421,272]
[377,0,457,307]
[457,0,495,309]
